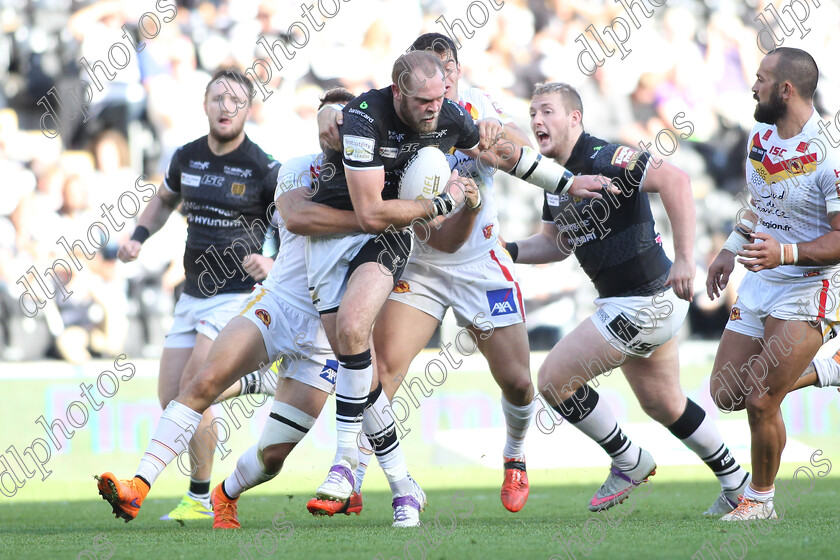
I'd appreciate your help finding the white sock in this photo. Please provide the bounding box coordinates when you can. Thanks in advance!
[501,396,535,460]
[334,350,374,469]
[814,352,840,387]
[363,384,409,486]
[136,401,203,487]
[355,433,372,494]
[551,386,640,471]
[666,399,747,490]
[745,484,774,502]
[222,445,275,499]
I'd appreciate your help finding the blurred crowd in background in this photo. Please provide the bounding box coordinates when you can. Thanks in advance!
[1,0,839,362]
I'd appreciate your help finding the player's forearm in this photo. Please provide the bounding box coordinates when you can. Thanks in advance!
[795,231,840,266]
[354,199,437,233]
[513,230,571,264]
[657,175,695,261]
[135,195,176,238]
[284,200,361,236]
[422,207,479,253]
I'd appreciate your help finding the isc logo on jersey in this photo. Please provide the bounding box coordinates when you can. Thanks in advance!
[319,359,339,384]
[486,288,517,316]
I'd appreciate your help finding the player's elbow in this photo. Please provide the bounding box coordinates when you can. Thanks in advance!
[356,209,389,233]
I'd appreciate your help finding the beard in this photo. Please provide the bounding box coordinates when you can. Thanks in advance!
[209,119,244,143]
[754,85,787,124]
[400,96,439,133]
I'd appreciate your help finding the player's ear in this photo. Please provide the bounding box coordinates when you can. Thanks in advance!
[391,83,402,101]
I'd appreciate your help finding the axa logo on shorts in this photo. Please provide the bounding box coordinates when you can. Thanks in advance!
[486,288,517,316]
[319,359,339,384]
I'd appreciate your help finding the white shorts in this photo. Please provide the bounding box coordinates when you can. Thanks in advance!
[239,285,337,394]
[306,230,412,314]
[165,292,248,348]
[591,288,689,358]
[305,232,374,313]
[388,247,524,329]
[725,273,840,343]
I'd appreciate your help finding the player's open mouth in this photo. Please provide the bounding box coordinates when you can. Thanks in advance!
[535,131,549,143]
[219,117,232,125]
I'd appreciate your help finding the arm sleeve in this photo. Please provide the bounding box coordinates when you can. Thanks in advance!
[341,101,382,170]
[591,144,651,194]
[163,147,182,194]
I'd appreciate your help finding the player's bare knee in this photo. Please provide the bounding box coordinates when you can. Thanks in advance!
[744,391,779,420]
[710,373,746,412]
[500,374,534,404]
[536,361,559,390]
[185,376,221,410]
[336,318,368,352]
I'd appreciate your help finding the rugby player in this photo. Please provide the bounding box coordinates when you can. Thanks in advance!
[505,82,750,515]
[706,47,840,520]
[313,35,617,513]
[109,69,279,522]
[304,51,481,526]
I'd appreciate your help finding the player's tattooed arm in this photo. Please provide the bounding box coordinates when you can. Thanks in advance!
[642,161,695,301]
[117,185,181,263]
[277,187,361,236]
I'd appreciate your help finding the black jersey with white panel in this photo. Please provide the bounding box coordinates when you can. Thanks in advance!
[312,87,480,210]
[541,132,671,298]
[163,135,280,298]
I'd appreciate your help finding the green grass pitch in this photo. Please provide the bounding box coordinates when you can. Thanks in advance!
[2,464,839,560]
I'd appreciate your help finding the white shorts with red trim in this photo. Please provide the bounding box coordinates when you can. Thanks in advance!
[238,285,337,394]
[725,273,840,343]
[387,245,524,330]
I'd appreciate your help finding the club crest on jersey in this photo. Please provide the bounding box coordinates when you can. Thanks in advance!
[231,182,246,195]
[486,288,517,316]
[255,309,271,328]
[319,359,338,384]
[483,224,494,239]
[393,280,411,294]
[460,101,480,120]
[189,160,210,170]
[729,307,741,321]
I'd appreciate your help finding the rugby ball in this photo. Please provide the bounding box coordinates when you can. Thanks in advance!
[398,146,452,201]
